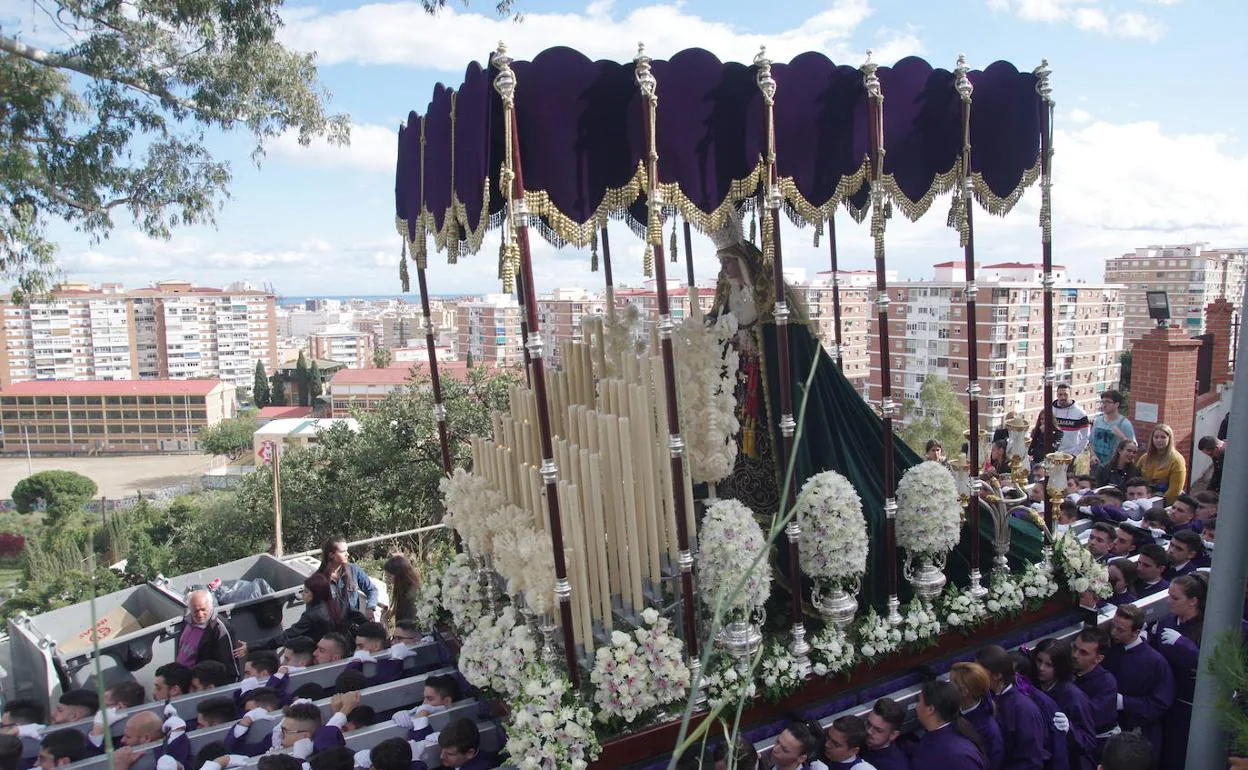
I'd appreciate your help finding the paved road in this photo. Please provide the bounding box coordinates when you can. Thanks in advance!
[0,453,225,500]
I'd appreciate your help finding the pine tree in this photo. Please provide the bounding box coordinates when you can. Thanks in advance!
[295,351,310,407]
[253,361,271,407]
[309,360,323,403]
[270,373,287,406]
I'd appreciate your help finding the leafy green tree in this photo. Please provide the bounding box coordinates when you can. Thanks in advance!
[295,351,310,407]
[0,0,349,298]
[197,414,259,460]
[309,360,323,403]
[11,470,98,528]
[253,362,271,408]
[373,348,394,369]
[2,566,126,621]
[899,377,970,458]
[1118,350,1132,392]
[270,372,287,406]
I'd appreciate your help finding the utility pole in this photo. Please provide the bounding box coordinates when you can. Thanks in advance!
[261,440,283,556]
[22,424,32,477]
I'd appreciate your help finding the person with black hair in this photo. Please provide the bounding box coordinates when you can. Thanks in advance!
[1032,639,1098,770]
[437,718,494,769]
[1104,605,1173,756]
[153,662,193,701]
[1165,530,1208,579]
[104,682,146,710]
[344,705,374,732]
[369,737,413,770]
[51,689,97,725]
[1,699,46,737]
[197,698,241,729]
[35,730,86,770]
[1096,733,1155,770]
[226,687,290,757]
[333,668,368,695]
[0,735,21,770]
[1071,628,1120,753]
[317,538,378,620]
[822,715,872,769]
[191,660,234,692]
[1132,545,1169,598]
[281,636,317,670]
[289,682,326,702]
[193,741,232,770]
[307,746,354,770]
[393,673,461,739]
[1147,573,1207,770]
[1086,524,1115,564]
[861,698,908,770]
[973,646,1048,770]
[769,721,820,770]
[949,662,1003,770]
[314,633,349,666]
[915,679,985,769]
[1105,559,1138,607]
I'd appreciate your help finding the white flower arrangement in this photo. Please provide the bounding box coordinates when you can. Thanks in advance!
[593,303,646,379]
[809,626,857,678]
[938,583,987,633]
[986,569,1025,618]
[457,606,540,700]
[505,665,602,770]
[491,522,557,616]
[673,311,741,485]
[794,471,869,587]
[1018,559,1060,605]
[901,599,941,648]
[895,461,963,560]
[439,553,489,635]
[1053,532,1112,599]
[856,608,902,663]
[412,563,446,631]
[589,607,690,725]
[700,661,758,713]
[439,468,507,555]
[697,499,771,615]
[758,642,805,701]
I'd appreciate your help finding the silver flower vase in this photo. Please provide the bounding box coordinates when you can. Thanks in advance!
[904,553,948,603]
[811,578,859,632]
[715,609,763,671]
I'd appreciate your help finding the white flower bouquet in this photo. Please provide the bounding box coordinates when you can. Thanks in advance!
[1018,559,1060,606]
[457,606,539,700]
[895,461,963,560]
[758,642,805,702]
[901,599,941,648]
[492,522,557,616]
[699,660,758,713]
[794,471,869,589]
[439,552,489,635]
[412,563,446,632]
[938,583,987,633]
[589,607,690,726]
[1053,532,1112,599]
[986,569,1025,618]
[809,626,857,678]
[505,666,602,770]
[697,499,771,615]
[439,468,507,555]
[674,311,741,485]
[856,608,902,663]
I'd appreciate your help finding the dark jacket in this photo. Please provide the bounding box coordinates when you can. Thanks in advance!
[328,563,379,614]
[251,601,339,651]
[176,614,238,678]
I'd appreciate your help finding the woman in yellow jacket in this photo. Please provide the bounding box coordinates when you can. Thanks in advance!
[1138,423,1186,504]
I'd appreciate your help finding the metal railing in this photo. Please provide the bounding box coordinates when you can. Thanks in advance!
[280,523,448,561]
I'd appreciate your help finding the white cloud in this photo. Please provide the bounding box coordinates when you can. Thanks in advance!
[987,0,1167,40]
[280,0,921,70]
[1068,107,1093,123]
[270,123,396,173]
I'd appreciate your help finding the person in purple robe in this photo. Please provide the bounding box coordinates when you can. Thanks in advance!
[1031,639,1099,770]
[1085,524,1115,565]
[950,662,1005,770]
[1164,530,1209,580]
[1009,649,1071,770]
[822,715,877,770]
[432,718,497,770]
[1104,604,1174,755]
[861,698,910,770]
[915,680,986,770]
[1104,560,1138,608]
[1147,573,1207,770]
[1132,545,1169,598]
[974,647,1048,770]
[1070,627,1119,754]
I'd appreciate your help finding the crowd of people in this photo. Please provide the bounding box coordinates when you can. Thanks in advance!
[0,539,496,770]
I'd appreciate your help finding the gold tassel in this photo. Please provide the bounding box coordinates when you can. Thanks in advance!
[447,234,459,265]
[813,220,822,248]
[590,229,599,272]
[399,238,410,293]
[749,210,757,245]
[669,217,678,262]
[498,240,507,282]
[501,242,519,294]
[643,244,654,278]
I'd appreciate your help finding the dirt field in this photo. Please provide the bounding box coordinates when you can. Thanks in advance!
[0,453,225,500]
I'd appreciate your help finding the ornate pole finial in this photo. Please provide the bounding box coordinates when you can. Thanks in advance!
[634,42,656,100]
[491,41,516,106]
[754,45,776,105]
[1034,58,1053,104]
[862,50,881,100]
[955,54,973,103]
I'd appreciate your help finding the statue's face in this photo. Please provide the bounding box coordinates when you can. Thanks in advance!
[719,254,743,281]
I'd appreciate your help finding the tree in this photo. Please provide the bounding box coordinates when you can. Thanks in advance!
[309,360,323,403]
[253,362,271,408]
[0,0,349,298]
[11,470,97,528]
[270,372,287,406]
[198,414,259,460]
[295,351,310,407]
[1118,350,1132,392]
[373,348,394,369]
[899,377,970,457]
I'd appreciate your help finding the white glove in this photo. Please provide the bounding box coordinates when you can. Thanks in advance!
[388,642,412,661]
[351,650,375,663]
[238,676,261,694]
[391,710,414,730]
[244,707,269,723]
[156,755,179,770]
[163,703,179,719]
[1116,693,1124,710]
[353,750,373,769]
[16,723,43,740]
[1160,628,1182,646]
[411,716,429,732]
[291,737,315,760]
[423,731,439,747]
[1052,712,1069,733]
[163,714,187,734]
[95,707,123,727]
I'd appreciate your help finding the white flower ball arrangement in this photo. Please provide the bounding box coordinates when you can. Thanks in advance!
[673,311,741,485]
[794,471,869,586]
[439,468,507,555]
[697,499,771,615]
[894,461,963,560]
[1018,559,1060,603]
[457,607,540,700]
[491,521,556,616]
[589,607,690,725]
[700,661,758,712]
[439,553,488,635]
[505,667,602,770]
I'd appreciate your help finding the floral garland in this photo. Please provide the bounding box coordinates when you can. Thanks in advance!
[758,642,805,701]
[700,661,758,712]
[857,608,902,663]
[504,665,602,770]
[1053,532,1112,598]
[938,583,987,633]
[589,608,690,726]
[1018,560,1060,607]
[439,552,489,635]
[491,522,557,616]
[697,499,771,615]
[901,600,941,648]
[895,461,963,559]
[809,627,857,678]
[986,569,1025,618]
[439,468,507,555]
[457,606,540,701]
[794,471,869,587]
[412,562,447,632]
[673,311,741,485]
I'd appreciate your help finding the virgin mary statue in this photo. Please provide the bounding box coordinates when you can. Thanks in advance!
[705,210,1040,611]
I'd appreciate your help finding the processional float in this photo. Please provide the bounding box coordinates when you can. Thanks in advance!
[397,42,1063,711]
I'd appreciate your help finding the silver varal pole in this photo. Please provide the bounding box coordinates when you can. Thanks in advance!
[1187,280,1248,769]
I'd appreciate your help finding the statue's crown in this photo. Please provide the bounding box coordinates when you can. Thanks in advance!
[709,208,745,251]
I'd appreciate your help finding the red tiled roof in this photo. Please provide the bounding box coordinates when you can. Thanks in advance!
[932,261,965,268]
[256,406,314,420]
[0,379,225,396]
[330,362,506,388]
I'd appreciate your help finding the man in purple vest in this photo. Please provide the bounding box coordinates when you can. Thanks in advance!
[861,697,910,770]
[976,646,1047,770]
[1103,604,1174,754]
[1071,627,1119,754]
[914,680,986,770]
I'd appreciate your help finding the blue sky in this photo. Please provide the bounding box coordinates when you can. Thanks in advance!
[9,0,1247,298]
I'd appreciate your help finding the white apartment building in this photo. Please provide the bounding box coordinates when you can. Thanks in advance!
[793,269,892,394]
[309,328,376,369]
[456,294,524,367]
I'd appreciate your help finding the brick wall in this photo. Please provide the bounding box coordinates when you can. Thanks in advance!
[1130,324,1203,462]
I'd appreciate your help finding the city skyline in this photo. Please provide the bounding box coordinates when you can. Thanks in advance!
[3,0,1245,297]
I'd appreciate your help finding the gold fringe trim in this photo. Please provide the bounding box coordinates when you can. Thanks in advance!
[970,159,1042,217]
[520,162,648,248]
[879,165,962,222]
[774,159,871,226]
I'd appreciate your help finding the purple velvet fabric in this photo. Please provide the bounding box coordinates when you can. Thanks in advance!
[878,57,960,214]
[968,62,1042,202]
[424,84,454,235]
[401,113,422,241]
[455,62,493,239]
